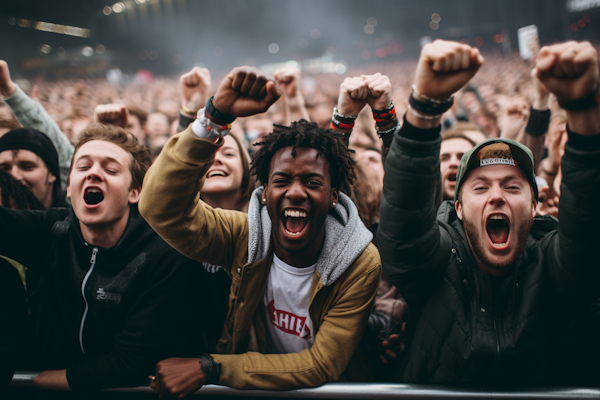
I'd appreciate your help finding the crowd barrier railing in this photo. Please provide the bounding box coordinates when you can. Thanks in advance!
[8,372,600,399]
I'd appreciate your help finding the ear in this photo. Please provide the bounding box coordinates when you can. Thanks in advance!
[47,173,57,185]
[531,200,537,218]
[455,200,463,220]
[331,188,339,209]
[128,186,142,204]
[66,184,71,199]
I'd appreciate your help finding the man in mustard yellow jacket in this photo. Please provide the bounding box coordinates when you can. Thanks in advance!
[139,67,381,397]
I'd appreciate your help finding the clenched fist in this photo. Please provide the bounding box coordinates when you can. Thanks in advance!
[94,104,129,128]
[180,67,211,114]
[414,40,484,101]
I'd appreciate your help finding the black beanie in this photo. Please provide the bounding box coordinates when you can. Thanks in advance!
[0,128,61,187]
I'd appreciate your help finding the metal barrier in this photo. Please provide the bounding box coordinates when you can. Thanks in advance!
[8,372,600,399]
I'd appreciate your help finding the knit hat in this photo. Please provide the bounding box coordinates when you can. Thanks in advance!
[0,128,61,187]
[454,138,537,202]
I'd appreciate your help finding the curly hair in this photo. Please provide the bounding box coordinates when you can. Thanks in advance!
[0,169,45,210]
[250,120,356,192]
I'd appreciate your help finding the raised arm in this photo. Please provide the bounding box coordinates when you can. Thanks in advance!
[273,67,310,125]
[378,40,483,306]
[0,60,73,187]
[139,67,280,268]
[535,41,600,294]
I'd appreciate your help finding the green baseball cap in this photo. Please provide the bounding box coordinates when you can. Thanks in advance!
[453,138,538,202]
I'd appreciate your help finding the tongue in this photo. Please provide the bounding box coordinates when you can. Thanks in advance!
[488,225,509,244]
[285,218,307,234]
[85,191,104,205]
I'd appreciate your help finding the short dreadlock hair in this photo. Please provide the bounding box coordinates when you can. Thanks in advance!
[251,120,356,192]
[0,169,45,210]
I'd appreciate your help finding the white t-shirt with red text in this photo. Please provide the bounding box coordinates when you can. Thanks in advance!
[264,254,315,354]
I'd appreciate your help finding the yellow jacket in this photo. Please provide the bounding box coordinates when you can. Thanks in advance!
[139,128,381,390]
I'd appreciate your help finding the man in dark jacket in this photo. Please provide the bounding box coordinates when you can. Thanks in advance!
[378,40,600,385]
[0,122,188,391]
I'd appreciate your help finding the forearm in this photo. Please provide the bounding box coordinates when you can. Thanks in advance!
[566,104,600,135]
[282,94,310,125]
[4,86,74,185]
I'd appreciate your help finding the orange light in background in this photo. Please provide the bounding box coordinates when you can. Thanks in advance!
[172,55,182,64]
[571,23,578,32]
[493,34,503,43]
[578,19,585,28]
[376,48,387,57]
[361,50,371,60]
[474,37,484,46]
[584,14,591,23]
[430,21,439,30]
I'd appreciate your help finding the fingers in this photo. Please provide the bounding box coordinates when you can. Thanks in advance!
[424,40,483,73]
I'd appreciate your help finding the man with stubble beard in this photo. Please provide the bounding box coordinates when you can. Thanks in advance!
[378,40,600,385]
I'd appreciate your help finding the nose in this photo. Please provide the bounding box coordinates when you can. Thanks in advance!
[449,154,461,167]
[285,179,307,202]
[488,183,505,206]
[8,166,25,183]
[86,164,104,182]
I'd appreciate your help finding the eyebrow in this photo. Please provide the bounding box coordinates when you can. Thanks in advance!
[271,172,326,180]
[76,154,124,166]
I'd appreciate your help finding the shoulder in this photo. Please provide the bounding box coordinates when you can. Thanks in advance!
[344,243,382,285]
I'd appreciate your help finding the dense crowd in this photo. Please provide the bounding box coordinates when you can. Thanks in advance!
[0,38,598,397]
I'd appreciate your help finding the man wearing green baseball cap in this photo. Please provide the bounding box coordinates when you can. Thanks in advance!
[378,39,600,385]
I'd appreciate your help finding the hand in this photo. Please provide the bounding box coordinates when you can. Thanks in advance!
[151,357,206,399]
[535,41,599,101]
[537,186,559,218]
[273,67,302,99]
[545,125,568,173]
[33,369,70,390]
[94,104,129,128]
[379,322,407,364]
[211,66,280,121]
[180,67,211,114]
[500,97,530,141]
[32,85,40,102]
[362,73,393,110]
[0,60,17,98]
[414,40,484,101]
[337,76,368,117]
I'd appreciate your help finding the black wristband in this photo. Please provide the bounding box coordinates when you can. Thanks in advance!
[200,354,221,385]
[409,94,454,115]
[525,107,551,136]
[557,83,600,111]
[206,96,236,124]
[178,112,196,132]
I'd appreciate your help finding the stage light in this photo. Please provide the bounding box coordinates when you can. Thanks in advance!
[430,21,439,30]
[474,37,484,46]
[335,63,347,75]
[494,34,503,43]
[367,17,377,27]
[57,47,65,56]
[82,46,94,57]
[268,43,279,54]
[96,44,105,54]
[112,3,125,13]
[103,6,112,15]
[364,25,374,34]
[40,44,51,54]
[432,13,441,23]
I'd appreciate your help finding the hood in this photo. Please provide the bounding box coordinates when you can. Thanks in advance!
[247,187,373,287]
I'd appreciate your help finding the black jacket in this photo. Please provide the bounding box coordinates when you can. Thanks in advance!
[378,119,600,385]
[0,205,188,391]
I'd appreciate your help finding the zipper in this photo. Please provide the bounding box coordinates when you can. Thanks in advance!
[79,247,98,354]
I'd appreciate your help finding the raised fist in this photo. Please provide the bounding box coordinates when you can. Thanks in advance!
[180,67,211,114]
[414,40,484,101]
[337,76,369,117]
[273,67,301,99]
[94,104,129,128]
[211,66,280,120]
[362,73,393,110]
[0,60,17,98]
[500,97,530,141]
[535,41,599,101]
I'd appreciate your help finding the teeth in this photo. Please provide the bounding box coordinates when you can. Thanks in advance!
[208,171,226,178]
[492,243,507,247]
[490,215,506,220]
[285,229,302,236]
[87,188,101,193]
[284,210,307,218]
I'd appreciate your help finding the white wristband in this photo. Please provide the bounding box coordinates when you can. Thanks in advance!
[191,107,231,138]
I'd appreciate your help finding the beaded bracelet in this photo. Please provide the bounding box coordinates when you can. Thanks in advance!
[331,115,355,130]
[333,107,358,121]
[375,119,400,136]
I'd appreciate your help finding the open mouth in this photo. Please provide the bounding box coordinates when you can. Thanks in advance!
[447,173,457,185]
[283,209,309,237]
[84,187,104,205]
[486,214,510,248]
[207,170,228,178]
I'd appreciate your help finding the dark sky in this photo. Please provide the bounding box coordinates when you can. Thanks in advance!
[0,0,595,78]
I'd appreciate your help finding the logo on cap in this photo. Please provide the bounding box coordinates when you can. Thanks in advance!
[477,142,519,167]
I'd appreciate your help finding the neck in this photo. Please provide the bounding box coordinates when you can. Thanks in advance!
[202,191,245,212]
[79,207,130,249]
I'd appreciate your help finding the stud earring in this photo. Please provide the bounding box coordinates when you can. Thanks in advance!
[332,202,336,207]
[262,198,266,204]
